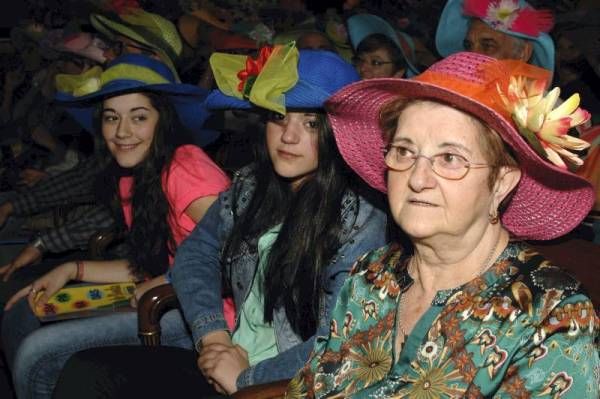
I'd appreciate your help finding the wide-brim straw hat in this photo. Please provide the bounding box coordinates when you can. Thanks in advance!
[90,9,182,80]
[327,51,594,240]
[55,53,218,147]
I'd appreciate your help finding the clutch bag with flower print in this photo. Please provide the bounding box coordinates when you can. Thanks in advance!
[33,282,136,322]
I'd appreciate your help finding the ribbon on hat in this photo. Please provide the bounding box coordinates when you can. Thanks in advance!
[210,42,299,115]
[237,46,273,95]
[55,63,169,98]
[463,0,554,37]
[55,66,103,97]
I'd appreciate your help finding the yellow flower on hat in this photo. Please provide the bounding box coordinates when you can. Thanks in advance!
[498,76,591,169]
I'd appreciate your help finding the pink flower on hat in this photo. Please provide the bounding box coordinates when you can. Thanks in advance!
[498,76,591,169]
[485,0,520,31]
[463,0,554,37]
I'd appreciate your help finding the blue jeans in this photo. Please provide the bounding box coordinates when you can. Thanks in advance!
[2,298,193,399]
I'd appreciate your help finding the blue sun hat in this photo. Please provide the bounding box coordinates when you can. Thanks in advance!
[54,53,219,147]
[346,14,419,77]
[205,43,359,113]
[436,0,555,73]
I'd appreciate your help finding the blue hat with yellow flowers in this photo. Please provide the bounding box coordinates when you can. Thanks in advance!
[436,0,555,73]
[55,53,218,146]
[205,44,359,114]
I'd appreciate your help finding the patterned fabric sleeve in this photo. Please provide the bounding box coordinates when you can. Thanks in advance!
[493,294,599,398]
[287,276,355,398]
[39,204,115,253]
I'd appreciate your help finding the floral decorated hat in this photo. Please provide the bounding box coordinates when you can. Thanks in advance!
[436,0,555,73]
[205,43,359,114]
[326,51,594,240]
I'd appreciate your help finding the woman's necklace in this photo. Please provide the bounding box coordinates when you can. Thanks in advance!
[394,233,503,356]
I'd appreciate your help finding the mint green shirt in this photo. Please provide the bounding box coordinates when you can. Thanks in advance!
[232,225,280,366]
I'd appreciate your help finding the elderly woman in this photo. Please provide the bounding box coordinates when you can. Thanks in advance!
[287,52,599,397]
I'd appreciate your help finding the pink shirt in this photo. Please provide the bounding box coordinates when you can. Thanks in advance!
[119,145,230,264]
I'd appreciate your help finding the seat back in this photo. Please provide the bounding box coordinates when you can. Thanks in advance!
[529,237,600,312]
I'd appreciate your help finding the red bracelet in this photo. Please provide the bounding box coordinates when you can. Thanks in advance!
[75,260,84,281]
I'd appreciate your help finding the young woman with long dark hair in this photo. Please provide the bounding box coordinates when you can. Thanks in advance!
[52,46,388,398]
[1,54,230,399]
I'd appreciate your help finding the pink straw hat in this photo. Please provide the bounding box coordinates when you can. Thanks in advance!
[326,52,594,240]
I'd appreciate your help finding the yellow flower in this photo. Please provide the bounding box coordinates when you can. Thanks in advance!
[348,337,393,387]
[498,77,591,169]
[284,375,306,399]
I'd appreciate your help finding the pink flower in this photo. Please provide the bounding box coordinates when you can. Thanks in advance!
[498,77,591,169]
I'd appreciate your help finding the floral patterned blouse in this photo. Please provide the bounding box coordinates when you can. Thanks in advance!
[287,242,599,398]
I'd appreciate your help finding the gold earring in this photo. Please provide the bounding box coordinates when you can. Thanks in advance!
[489,209,499,224]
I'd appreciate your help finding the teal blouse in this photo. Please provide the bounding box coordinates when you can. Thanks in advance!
[232,225,280,365]
[288,242,599,398]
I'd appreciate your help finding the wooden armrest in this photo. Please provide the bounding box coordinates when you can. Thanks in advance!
[137,284,180,346]
[87,228,124,260]
[232,379,290,399]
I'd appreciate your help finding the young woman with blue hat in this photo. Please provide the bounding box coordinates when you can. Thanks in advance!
[2,53,230,399]
[51,44,388,398]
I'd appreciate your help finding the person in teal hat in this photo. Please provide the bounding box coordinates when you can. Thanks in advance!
[436,0,556,73]
[347,13,420,79]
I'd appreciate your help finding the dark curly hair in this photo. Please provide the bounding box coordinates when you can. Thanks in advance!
[94,91,191,278]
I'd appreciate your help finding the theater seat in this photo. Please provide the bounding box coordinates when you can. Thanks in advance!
[137,285,290,398]
[529,236,600,312]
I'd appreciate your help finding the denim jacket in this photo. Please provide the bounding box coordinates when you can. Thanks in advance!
[171,165,387,389]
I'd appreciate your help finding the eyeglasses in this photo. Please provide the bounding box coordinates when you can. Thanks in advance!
[383,144,490,180]
[351,56,393,68]
[111,41,158,57]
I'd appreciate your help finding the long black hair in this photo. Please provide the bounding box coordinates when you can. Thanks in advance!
[94,91,190,278]
[224,111,354,340]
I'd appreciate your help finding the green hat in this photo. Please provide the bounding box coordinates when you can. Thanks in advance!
[91,8,182,80]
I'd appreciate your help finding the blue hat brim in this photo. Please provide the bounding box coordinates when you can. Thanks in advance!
[435,0,555,74]
[205,80,334,111]
[56,82,219,147]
